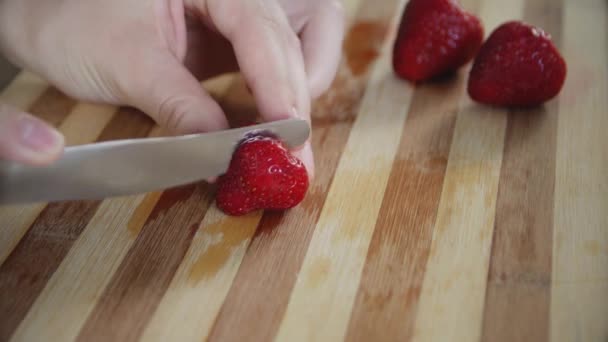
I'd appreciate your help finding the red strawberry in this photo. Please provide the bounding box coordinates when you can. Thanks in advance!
[392,0,484,82]
[468,21,567,107]
[216,135,309,216]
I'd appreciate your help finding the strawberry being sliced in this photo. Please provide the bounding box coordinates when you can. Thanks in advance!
[468,21,567,107]
[216,135,309,216]
[392,0,484,82]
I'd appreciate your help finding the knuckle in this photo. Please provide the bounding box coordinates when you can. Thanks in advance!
[157,96,189,133]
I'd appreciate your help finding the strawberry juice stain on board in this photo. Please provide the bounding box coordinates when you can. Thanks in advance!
[344,21,390,76]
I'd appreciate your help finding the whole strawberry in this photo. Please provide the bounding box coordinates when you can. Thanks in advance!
[216,135,309,216]
[392,0,484,82]
[468,21,567,107]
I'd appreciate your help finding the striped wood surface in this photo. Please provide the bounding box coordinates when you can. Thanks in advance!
[0,0,606,341]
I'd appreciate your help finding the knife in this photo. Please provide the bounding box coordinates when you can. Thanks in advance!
[0,118,310,205]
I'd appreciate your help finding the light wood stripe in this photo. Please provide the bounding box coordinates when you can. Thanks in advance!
[12,183,159,342]
[9,139,160,342]
[74,75,237,342]
[411,1,525,340]
[7,194,159,342]
[274,3,414,340]
[75,184,213,342]
[203,73,238,100]
[8,76,232,342]
[0,200,100,342]
[411,97,506,342]
[480,0,562,340]
[0,72,47,110]
[0,101,116,269]
[0,0,603,340]
[551,0,608,341]
[144,2,375,340]
[59,103,117,146]
[138,76,269,342]
[206,2,396,341]
[0,109,154,341]
[206,72,362,342]
[141,11,388,334]
[0,73,51,266]
[345,71,468,341]
[140,208,262,342]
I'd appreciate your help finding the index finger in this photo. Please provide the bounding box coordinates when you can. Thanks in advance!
[200,0,314,176]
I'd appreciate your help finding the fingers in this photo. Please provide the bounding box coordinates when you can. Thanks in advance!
[300,0,346,99]
[206,0,311,122]
[203,0,314,176]
[0,103,64,165]
[127,53,229,134]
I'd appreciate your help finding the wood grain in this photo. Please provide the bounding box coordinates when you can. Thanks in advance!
[28,87,77,127]
[8,193,158,342]
[0,109,154,341]
[274,2,415,340]
[8,114,156,342]
[206,2,395,341]
[480,0,562,340]
[0,103,116,270]
[0,72,47,110]
[69,76,236,342]
[136,6,386,336]
[410,100,505,342]
[0,200,100,342]
[551,0,608,341]
[75,184,213,342]
[135,75,268,342]
[0,0,606,340]
[411,0,524,340]
[0,73,50,265]
[139,207,262,342]
[345,71,467,342]
[9,76,232,342]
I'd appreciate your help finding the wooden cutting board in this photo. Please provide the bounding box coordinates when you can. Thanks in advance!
[0,0,606,341]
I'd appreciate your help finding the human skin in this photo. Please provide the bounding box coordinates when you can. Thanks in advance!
[0,0,346,179]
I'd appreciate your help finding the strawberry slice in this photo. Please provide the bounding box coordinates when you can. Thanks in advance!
[468,21,567,107]
[392,0,484,82]
[216,135,309,216]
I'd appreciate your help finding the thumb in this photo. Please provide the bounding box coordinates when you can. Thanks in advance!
[0,103,64,166]
[127,54,229,135]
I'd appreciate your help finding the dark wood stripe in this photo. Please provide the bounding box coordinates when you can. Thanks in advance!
[28,87,77,127]
[344,73,464,342]
[75,183,213,342]
[480,0,562,341]
[0,108,154,341]
[0,57,18,89]
[0,200,100,342]
[206,9,395,342]
[344,0,484,338]
[96,107,155,142]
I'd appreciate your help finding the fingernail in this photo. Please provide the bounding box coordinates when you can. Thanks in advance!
[17,115,63,152]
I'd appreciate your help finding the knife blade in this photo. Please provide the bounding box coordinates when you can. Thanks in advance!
[0,118,310,205]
